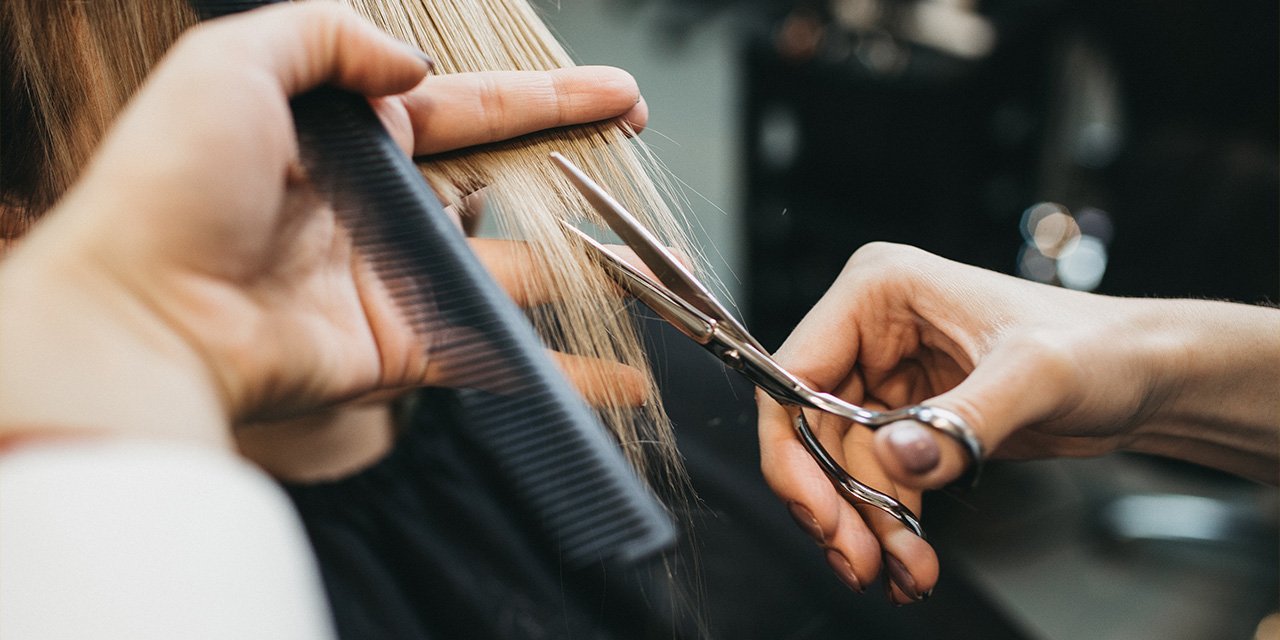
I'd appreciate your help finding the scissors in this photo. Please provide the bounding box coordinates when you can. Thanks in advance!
[549,152,985,539]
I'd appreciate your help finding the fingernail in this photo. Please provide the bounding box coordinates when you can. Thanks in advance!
[824,548,864,593]
[409,48,436,73]
[886,422,940,474]
[884,553,923,601]
[787,501,824,543]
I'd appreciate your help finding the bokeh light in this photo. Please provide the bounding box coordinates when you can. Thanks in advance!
[1016,202,1111,291]
[1057,235,1108,291]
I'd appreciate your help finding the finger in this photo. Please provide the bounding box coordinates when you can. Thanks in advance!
[762,373,938,599]
[873,332,1082,490]
[757,395,881,591]
[860,359,934,411]
[472,238,660,308]
[403,67,645,155]
[468,238,553,308]
[453,189,489,236]
[407,348,650,407]
[550,352,648,407]
[441,188,489,232]
[865,505,938,604]
[187,3,432,98]
[758,395,843,541]
[468,239,539,307]
[621,95,649,136]
[838,426,938,604]
[811,412,884,592]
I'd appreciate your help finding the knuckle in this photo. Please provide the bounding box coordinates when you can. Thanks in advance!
[840,242,921,292]
[546,71,573,125]
[476,74,508,141]
[843,242,911,278]
[288,3,345,44]
[296,2,357,25]
[847,241,913,268]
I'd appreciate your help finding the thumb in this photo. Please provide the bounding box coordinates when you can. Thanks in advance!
[872,333,1080,490]
[186,3,433,98]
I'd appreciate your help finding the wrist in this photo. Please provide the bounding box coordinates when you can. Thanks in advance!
[0,236,233,449]
[1125,299,1280,481]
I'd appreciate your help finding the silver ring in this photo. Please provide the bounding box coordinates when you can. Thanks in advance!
[905,405,985,489]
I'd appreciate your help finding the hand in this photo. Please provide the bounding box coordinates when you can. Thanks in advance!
[0,4,650,444]
[758,242,1280,603]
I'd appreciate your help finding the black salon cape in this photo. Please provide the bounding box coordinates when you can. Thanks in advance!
[282,315,1031,640]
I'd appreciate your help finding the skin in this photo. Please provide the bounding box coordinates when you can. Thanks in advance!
[0,3,653,478]
[759,242,1280,604]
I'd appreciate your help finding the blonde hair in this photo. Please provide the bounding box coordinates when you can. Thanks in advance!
[1,0,696,489]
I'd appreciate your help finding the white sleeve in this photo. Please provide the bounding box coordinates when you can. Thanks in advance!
[0,440,336,640]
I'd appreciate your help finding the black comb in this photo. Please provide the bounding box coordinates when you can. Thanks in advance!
[190,0,675,566]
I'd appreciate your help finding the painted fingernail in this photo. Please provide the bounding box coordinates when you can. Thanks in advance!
[825,548,865,593]
[886,422,940,474]
[406,47,436,72]
[884,553,923,602]
[787,501,824,542]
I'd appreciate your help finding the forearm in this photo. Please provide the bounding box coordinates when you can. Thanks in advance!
[0,234,231,448]
[1128,299,1280,483]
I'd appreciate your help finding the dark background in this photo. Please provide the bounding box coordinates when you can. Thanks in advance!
[737,0,1277,347]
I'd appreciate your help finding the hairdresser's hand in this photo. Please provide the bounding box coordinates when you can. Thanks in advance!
[0,4,650,446]
[758,242,1280,604]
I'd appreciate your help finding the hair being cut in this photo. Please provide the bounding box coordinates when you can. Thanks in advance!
[0,0,701,490]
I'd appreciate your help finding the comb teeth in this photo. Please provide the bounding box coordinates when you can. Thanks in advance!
[285,85,676,567]
[461,392,660,563]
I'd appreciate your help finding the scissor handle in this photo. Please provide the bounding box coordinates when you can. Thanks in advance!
[863,404,985,489]
[723,336,985,486]
[811,399,985,490]
[786,404,927,537]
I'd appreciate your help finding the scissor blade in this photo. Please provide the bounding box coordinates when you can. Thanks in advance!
[560,223,716,344]
[549,152,763,351]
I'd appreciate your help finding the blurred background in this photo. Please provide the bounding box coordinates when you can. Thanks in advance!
[542,1,1278,638]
